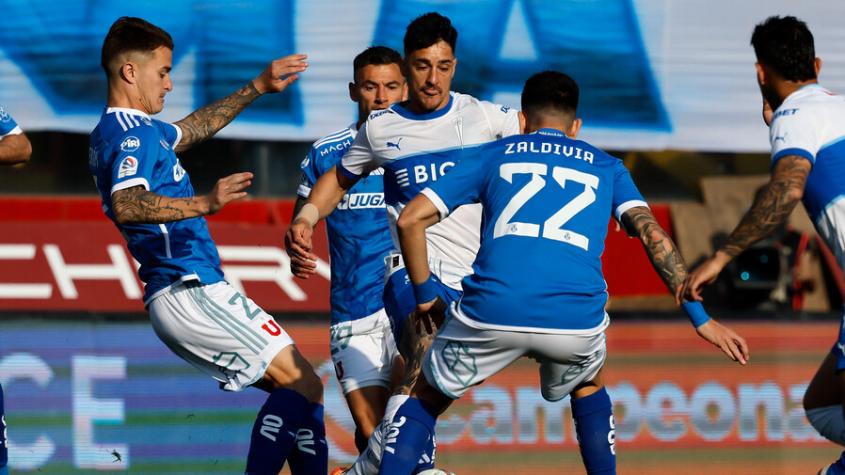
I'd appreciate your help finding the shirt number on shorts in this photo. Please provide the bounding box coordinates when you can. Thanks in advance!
[493,163,598,251]
[229,292,261,320]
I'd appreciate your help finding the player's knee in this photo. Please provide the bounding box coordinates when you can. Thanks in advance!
[806,405,845,445]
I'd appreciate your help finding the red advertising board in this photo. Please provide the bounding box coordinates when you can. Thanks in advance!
[0,197,672,312]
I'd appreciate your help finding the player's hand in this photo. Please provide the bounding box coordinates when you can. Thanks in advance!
[206,172,252,214]
[695,319,749,365]
[681,251,732,302]
[284,221,318,278]
[253,54,308,94]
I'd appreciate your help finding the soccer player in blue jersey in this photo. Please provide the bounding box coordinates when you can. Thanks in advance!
[89,17,324,475]
[0,106,31,165]
[287,12,522,474]
[384,71,749,475]
[289,46,406,452]
[682,16,845,475]
[0,106,30,475]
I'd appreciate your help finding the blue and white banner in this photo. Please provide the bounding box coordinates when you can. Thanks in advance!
[1,0,844,151]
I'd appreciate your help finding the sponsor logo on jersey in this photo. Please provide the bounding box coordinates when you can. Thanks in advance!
[0,107,9,123]
[117,156,138,178]
[120,136,141,152]
[172,159,186,182]
[370,109,391,119]
[386,138,403,151]
[396,161,456,188]
[337,192,385,210]
[319,138,352,157]
[500,105,511,114]
[773,108,799,120]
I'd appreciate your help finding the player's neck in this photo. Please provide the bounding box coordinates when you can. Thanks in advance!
[107,87,149,115]
[774,79,818,107]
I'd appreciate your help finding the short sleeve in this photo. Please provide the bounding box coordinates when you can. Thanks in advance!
[769,105,821,166]
[297,148,319,198]
[339,122,377,179]
[611,160,648,223]
[0,106,22,138]
[422,148,487,219]
[109,127,160,195]
[157,120,182,149]
[479,101,521,139]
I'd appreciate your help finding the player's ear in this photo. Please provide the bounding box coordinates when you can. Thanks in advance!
[120,62,137,85]
[815,57,822,77]
[348,82,359,102]
[567,118,582,139]
[755,62,766,86]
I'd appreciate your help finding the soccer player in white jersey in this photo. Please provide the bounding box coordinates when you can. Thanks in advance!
[385,71,749,475]
[682,16,845,475]
[0,106,31,475]
[289,46,406,452]
[89,17,326,475]
[287,12,522,474]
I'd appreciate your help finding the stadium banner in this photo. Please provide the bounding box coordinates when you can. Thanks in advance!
[0,320,836,474]
[1,0,845,151]
[0,198,672,312]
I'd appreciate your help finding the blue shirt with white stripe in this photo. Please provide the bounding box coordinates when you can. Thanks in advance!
[422,129,647,332]
[89,107,224,303]
[0,106,22,138]
[298,125,393,324]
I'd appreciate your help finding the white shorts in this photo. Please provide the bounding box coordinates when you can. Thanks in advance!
[148,281,294,391]
[330,308,398,394]
[423,309,606,401]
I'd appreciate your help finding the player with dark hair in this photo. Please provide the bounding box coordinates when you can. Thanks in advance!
[288,11,522,474]
[90,16,325,475]
[383,70,749,475]
[683,15,845,475]
[290,45,406,452]
[0,105,31,475]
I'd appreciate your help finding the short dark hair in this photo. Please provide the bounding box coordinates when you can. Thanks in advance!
[101,17,173,76]
[521,71,580,119]
[353,46,403,80]
[403,12,458,56]
[751,16,816,81]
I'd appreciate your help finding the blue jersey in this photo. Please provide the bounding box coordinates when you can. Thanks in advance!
[0,106,22,138]
[423,129,647,333]
[298,125,393,324]
[89,107,224,303]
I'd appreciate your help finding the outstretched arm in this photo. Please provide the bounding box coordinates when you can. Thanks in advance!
[174,54,307,152]
[0,133,32,165]
[111,172,252,224]
[285,166,357,278]
[683,155,811,301]
[622,206,749,364]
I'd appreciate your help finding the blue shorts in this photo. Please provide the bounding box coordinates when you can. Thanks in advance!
[382,266,462,348]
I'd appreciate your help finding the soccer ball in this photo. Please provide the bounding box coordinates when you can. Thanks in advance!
[416,470,456,475]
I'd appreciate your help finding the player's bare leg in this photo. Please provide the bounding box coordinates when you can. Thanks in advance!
[345,386,389,451]
[247,345,327,475]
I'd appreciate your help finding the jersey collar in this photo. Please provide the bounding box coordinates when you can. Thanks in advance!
[391,92,454,121]
[105,107,152,119]
[534,128,566,137]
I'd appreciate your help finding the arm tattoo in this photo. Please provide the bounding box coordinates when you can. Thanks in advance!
[174,82,260,152]
[111,185,201,224]
[721,155,810,258]
[622,206,688,293]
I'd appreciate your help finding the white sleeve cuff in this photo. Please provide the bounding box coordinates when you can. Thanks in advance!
[111,177,150,195]
[614,200,649,222]
[296,184,312,198]
[172,124,183,149]
[0,126,22,139]
[421,188,450,220]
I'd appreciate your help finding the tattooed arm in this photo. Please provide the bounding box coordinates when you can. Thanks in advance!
[111,172,253,224]
[621,206,688,297]
[683,155,811,301]
[173,54,308,152]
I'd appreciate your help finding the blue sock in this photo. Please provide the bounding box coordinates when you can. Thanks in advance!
[379,398,436,475]
[287,402,328,475]
[245,388,310,475]
[571,387,616,475]
[0,383,7,471]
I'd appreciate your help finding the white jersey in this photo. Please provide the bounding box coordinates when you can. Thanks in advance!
[339,92,520,289]
[769,84,845,272]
